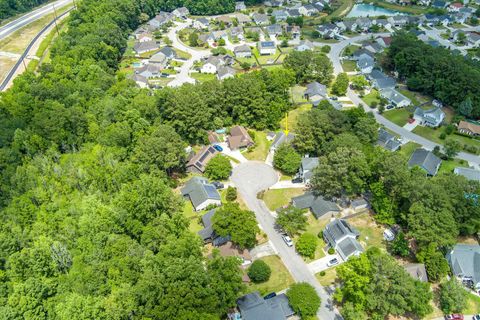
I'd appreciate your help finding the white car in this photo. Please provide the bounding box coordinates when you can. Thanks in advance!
[282,235,293,247]
[327,258,339,267]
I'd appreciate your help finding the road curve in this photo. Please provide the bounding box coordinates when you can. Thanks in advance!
[231,162,342,320]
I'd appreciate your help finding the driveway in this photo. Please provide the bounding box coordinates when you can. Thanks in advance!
[269,180,306,190]
[231,162,342,320]
[308,254,341,274]
[402,121,418,132]
[217,142,248,163]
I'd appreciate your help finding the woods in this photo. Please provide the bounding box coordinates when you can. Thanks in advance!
[0,0,50,20]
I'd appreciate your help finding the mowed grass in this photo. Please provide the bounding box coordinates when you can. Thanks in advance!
[362,89,381,107]
[291,85,308,103]
[262,188,305,211]
[438,158,469,175]
[341,59,357,72]
[412,125,480,151]
[398,142,421,159]
[247,255,294,295]
[383,108,411,127]
[301,215,329,261]
[245,131,271,161]
[465,292,480,314]
[191,72,216,83]
[280,104,312,133]
[315,267,338,286]
[347,213,386,251]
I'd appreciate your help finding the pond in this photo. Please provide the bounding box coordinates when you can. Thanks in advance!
[346,3,404,17]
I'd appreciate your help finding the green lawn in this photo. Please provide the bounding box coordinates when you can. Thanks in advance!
[398,142,421,159]
[280,104,312,133]
[247,255,294,295]
[341,59,357,72]
[413,126,480,152]
[368,0,427,14]
[262,188,305,211]
[348,213,386,251]
[465,292,480,315]
[244,131,271,161]
[315,267,337,286]
[291,85,308,104]
[174,48,192,60]
[330,0,355,18]
[342,44,361,57]
[253,48,282,65]
[383,108,411,127]
[191,72,216,83]
[438,158,469,175]
[297,215,330,261]
[398,89,421,106]
[362,90,381,107]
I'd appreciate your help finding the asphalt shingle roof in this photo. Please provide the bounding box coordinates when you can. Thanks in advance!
[408,148,442,176]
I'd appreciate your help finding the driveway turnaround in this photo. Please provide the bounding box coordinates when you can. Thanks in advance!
[231,162,342,320]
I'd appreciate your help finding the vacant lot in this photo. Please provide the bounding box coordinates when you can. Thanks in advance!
[262,188,304,211]
[247,255,294,295]
[383,108,410,127]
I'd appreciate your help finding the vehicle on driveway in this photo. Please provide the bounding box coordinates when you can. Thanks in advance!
[292,177,303,184]
[408,118,415,124]
[213,144,223,152]
[473,315,480,320]
[212,181,224,189]
[445,315,464,320]
[327,258,339,267]
[264,292,276,300]
[282,234,293,247]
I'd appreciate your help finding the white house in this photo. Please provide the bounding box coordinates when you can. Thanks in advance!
[201,56,225,74]
[258,41,277,55]
[234,44,252,58]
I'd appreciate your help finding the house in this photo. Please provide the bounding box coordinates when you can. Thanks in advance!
[134,63,162,79]
[432,0,448,8]
[148,12,174,28]
[376,36,392,48]
[446,244,480,290]
[266,24,283,36]
[295,40,315,51]
[380,88,411,108]
[467,32,480,46]
[181,177,222,211]
[159,46,176,59]
[408,148,442,176]
[357,54,375,74]
[336,20,358,32]
[266,132,276,141]
[454,167,480,181]
[413,106,445,127]
[372,19,391,29]
[229,26,245,40]
[216,15,233,26]
[234,44,252,58]
[172,7,189,19]
[186,145,219,173]
[404,263,429,282]
[217,66,236,80]
[133,41,159,54]
[198,209,231,246]
[458,120,480,136]
[207,131,221,144]
[448,2,463,11]
[316,23,339,39]
[236,292,295,320]
[323,219,364,261]
[252,13,269,25]
[368,70,396,90]
[258,41,277,55]
[287,8,301,18]
[228,126,254,150]
[201,56,225,74]
[377,128,401,152]
[193,17,210,30]
[286,25,301,39]
[363,42,383,54]
[149,52,167,66]
[387,15,409,27]
[299,4,318,16]
[298,157,319,183]
[199,33,215,45]
[292,192,341,219]
[235,13,252,24]
[355,17,372,31]
[351,198,369,213]
[130,73,148,88]
[137,32,153,42]
[351,48,374,61]
[304,81,328,106]
[270,132,295,151]
[272,9,289,21]
[235,1,247,11]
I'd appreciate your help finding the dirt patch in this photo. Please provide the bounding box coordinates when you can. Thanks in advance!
[0,56,16,82]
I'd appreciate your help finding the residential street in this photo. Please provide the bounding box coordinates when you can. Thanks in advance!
[231,162,342,320]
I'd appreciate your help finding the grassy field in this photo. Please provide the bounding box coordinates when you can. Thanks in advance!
[438,158,469,175]
[348,213,386,251]
[247,255,294,295]
[191,72,216,83]
[367,0,427,14]
[253,48,282,65]
[244,131,271,161]
[362,89,381,107]
[291,85,308,104]
[262,188,305,211]
[315,267,338,286]
[412,126,480,151]
[330,0,355,18]
[383,108,410,127]
[280,104,312,133]
[398,142,421,159]
[341,59,357,72]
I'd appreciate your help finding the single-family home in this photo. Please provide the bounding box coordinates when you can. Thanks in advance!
[458,120,480,136]
[172,7,189,19]
[454,167,480,181]
[292,192,341,219]
[336,20,358,32]
[313,1,326,11]
[207,131,221,144]
[181,177,222,211]
[216,15,233,26]
[234,44,252,58]
[387,15,409,27]
[270,132,295,151]
[404,263,429,282]
[264,0,284,6]
[236,292,295,320]
[137,32,153,42]
[304,81,328,106]
[432,0,448,8]
[372,18,392,29]
[134,63,162,79]
[467,32,480,46]
[201,56,225,74]
[130,73,148,88]
[252,13,269,25]
[258,41,277,55]
[376,36,392,48]
[446,244,480,290]
[298,157,319,183]
[265,24,283,36]
[323,219,364,261]
[299,4,318,16]
[448,2,464,11]
[228,125,254,150]
[377,128,401,152]
[272,9,289,21]
[286,25,301,39]
[149,52,167,66]
[413,106,445,127]
[159,46,176,59]
[351,48,374,60]
[351,198,369,213]
[380,88,411,108]
[408,148,442,176]
[316,23,339,39]
[186,145,219,173]
[295,40,315,51]
[235,1,247,11]
[229,26,245,40]
[368,70,396,90]
[357,54,375,74]
[148,12,174,28]
[193,17,210,30]
[287,8,301,18]
[217,66,236,80]
[450,12,469,23]
[266,132,276,141]
[355,17,372,31]
[198,209,231,246]
[235,13,252,24]
[133,41,159,54]
[363,42,383,54]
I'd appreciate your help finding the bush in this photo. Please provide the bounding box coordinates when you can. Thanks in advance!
[204,155,232,180]
[371,101,378,109]
[439,132,446,140]
[319,271,326,276]
[226,186,237,201]
[439,278,467,314]
[321,45,331,53]
[327,247,335,255]
[247,260,271,283]
[317,231,323,239]
[273,143,301,175]
[296,233,317,258]
[287,283,321,317]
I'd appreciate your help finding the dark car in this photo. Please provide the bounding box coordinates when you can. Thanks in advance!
[213,144,223,152]
[212,181,224,189]
[292,177,303,184]
[264,292,277,300]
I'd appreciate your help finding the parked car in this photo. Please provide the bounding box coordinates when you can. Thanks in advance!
[282,234,293,247]
[327,258,339,267]
[408,118,415,124]
[383,228,395,241]
[292,177,303,184]
[386,104,394,110]
[330,96,338,100]
[445,315,464,320]
[212,181,224,189]
[473,315,480,320]
[213,144,223,152]
[264,292,277,300]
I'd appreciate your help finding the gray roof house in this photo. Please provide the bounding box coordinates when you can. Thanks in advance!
[408,148,442,176]
[133,41,159,54]
[413,106,445,127]
[304,81,327,106]
[357,54,375,74]
[159,46,176,59]
[299,157,319,183]
[181,177,222,211]
[197,209,231,246]
[234,44,252,58]
[380,88,411,108]
[186,145,218,173]
[377,128,401,152]
[295,40,315,51]
[235,1,247,11]
[252,13,269,25]
[237,292,294,320]
[404,263,429,282]
[217,66,236,80]
[270,132,295,151]
[265,24,283,36]
[292,192,341,219]
[368,70,396,90]
[135,63,162,79]
[446,244,480,290]
[272,9,289,21]
[454,167,480,181]
[172,7,189,19]
[323,219,364,261]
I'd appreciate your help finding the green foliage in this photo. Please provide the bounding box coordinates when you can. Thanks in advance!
[350,75,369,90]
[225,186,237,201]
[331,73,349,96]
[327,247,335,255]
[389,232,410,257]
[444,138,462,159]
[189,32,199,46]
[273,143,301,175]
[296,233,317,258]
[287,283,321,318]
[439,278,468,314]
[247,260,271,283]
[276,205,308,236]
[416,243,450,282]
[0,0,50,19]
[205,155,232,180]
[321,45,331,54]
[283,51,333,84]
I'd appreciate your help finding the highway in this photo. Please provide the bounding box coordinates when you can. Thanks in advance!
[0,0,73,41]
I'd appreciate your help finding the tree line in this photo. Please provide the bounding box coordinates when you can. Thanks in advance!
[0,0,50,20]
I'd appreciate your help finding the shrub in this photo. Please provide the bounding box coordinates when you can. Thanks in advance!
[327,247,335,255]
[247,260,271,283]
[296,233,317,258]
[439,132,447,140]
[204,155,232,180]
[319,271,326,276]
[321,45,331,53]
[287,283,321,317]
[226,186,237,201]
[439,278,467,314]
[317,231,323,239]
[273,143,301,175]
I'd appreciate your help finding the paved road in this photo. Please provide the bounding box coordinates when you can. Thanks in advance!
[231,162,342,320]
[0,0,73,40]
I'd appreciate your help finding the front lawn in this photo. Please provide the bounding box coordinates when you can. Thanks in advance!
[438,158,469,175]
[362,89,381,107]
[413,126,480,152]
[383,108,411,127]
[262,188,305,211]
[315,267,337,287]
[398,142,421,159]
[191,72,216,83]
[247,255,294,295]
[300,215,329,261]
[341,59,357,72]
[244,131,271,161]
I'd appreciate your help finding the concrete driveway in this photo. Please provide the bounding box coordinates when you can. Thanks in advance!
[217,142,248,163]
[308,254,341,274]
[402,120,418,132]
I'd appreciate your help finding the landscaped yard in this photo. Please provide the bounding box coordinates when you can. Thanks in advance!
[412,126,480,152]
[262,188,305,211]
[315,267,337,287]
[247,255,294,295]
[191,72,216,83]
[341,59,357,72]
[398,142,421,159]
[383,108,411,127]
[253,48,282,65]
[348,213,386,251]
[300,215,330,261]
[342,44,360,57]
[362,89,381,107]
[438,158,469,175]
[244,131,271,161]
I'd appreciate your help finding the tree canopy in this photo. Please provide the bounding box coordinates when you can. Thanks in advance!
[283,50,333,84]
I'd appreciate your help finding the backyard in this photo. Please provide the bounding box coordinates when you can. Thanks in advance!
[190,72,216,83]
[244,131,271,161]
[348,213,386,251]
[262,188,305,211]
[438,158,469,175]
[280,104,313,133]
[247,255,294,295]
[341,59,357,72]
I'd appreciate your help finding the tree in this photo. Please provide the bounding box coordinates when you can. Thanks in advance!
[218,38,226,46]
[332,73,349,96]
[247,260,271,283]
[276,206,308,236]
[416,243,450,281]
[273,143,301,175]
[321,45,331,53]
[225,186,237,202]
[287,283,321,318]
[296,233,317,258]
[389,232,410,257]
[212,203,260,249]
[283,51,333,84]
[350,75,369,90]
[444,138,462,159]
[189,32,199,46]
[205,155,232,180]
[458,97,473,117]
[439,278,467,314]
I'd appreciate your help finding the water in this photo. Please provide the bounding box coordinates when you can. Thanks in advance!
[346,4,403,18]
[132,62,142,68]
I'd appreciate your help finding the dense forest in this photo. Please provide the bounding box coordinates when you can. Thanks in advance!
[385,32,480,118]
[0,0,49,20]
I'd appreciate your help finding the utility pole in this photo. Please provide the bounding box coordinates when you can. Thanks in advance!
[52,4,60,35]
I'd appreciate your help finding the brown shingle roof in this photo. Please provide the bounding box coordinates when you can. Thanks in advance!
[228,126,254,149]
[458,120,480,135]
